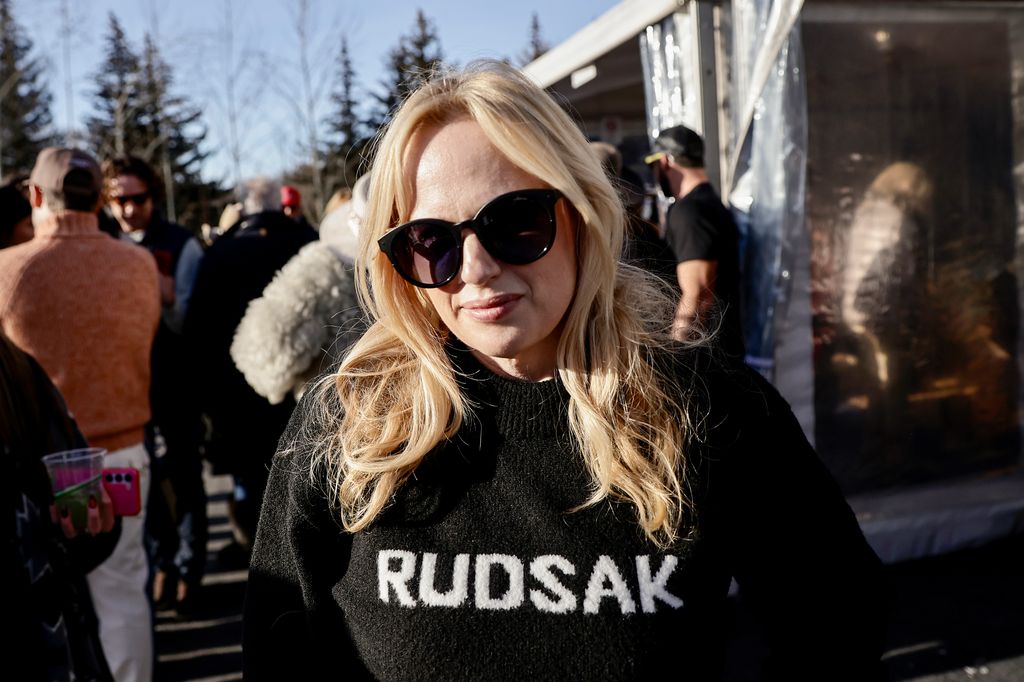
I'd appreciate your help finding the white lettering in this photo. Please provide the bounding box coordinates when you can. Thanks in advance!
[375,550,682,616]
[377,549,417,607]
[583,555,636,615]
[528,555,577,613]
[474,554,525,610]
[635,555,684,612]
[419,553,470,607]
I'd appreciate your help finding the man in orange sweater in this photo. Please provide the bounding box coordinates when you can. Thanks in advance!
[0,147,160,682]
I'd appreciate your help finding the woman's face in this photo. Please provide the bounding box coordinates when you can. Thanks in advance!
[403,118,577,381]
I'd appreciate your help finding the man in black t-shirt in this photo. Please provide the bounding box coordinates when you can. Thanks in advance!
[646,126,744,358]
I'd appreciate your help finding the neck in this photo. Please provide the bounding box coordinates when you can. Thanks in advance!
[33,210,99,238]
[679,169,708,198]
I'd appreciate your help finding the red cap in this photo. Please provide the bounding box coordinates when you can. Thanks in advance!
[281,185,301,208]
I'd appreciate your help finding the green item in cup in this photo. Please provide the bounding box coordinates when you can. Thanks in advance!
[42,448,106,529]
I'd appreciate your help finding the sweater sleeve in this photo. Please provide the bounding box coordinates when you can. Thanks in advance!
[714,366,887,680]
[242,396,364,680]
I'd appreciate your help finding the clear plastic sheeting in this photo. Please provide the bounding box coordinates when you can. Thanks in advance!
[726,0,807,376]
[639,8,700,141]
[805,7,1024,493]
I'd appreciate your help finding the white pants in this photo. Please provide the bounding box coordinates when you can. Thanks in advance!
[87,442,153,682]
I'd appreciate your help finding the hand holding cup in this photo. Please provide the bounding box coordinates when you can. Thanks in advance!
[51,485,116,538]
[42,447,113,537]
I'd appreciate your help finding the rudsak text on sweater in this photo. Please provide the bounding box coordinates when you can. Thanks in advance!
[377,550,685,614]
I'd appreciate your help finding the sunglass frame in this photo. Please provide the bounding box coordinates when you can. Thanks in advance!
[378,188,563,289]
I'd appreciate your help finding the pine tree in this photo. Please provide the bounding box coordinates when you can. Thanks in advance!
[326,37,367,188]
[0,0,54,178]
[89,17,222,226]
[404,10,444,84]
[370,10,444,133]
[518,13,549,66]
[137,34,216,225]
[372,45,409,130]
[88,14,145,161]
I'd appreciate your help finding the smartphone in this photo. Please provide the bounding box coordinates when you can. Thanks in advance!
[102,467,142,516]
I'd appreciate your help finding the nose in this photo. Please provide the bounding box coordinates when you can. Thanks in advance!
[122,201,136,217]
[459,230,501,286]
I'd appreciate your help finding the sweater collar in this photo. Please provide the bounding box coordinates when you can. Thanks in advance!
[448,342,570,440]
[32,211,101,238]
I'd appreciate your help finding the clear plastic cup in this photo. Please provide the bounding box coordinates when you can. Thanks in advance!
[41,447,106,529]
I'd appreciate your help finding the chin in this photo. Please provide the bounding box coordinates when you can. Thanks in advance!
[463,335,524,360]
[459,327,557,367]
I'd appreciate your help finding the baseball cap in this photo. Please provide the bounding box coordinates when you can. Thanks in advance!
[281,185,301,208]
[29,147,103,198]
[643,125,705,166]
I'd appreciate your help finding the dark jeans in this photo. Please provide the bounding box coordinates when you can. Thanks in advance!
[144,410,207,586]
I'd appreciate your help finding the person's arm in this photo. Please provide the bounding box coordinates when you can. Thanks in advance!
[717,367,887,680]
[664,202,722,342]
[182,248,217,383]
[243,402,360,680]
[673,259,717,340]
[164,237,203,334]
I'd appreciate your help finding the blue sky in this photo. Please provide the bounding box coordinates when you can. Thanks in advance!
[15,0,618,184]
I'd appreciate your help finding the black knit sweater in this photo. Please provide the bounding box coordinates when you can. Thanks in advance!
[243,345,884,681]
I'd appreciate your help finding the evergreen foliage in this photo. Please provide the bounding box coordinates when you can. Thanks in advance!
[0,0,54,179]
[319,9,445,203]
[88,14,145,160]
[137,35,215,225]
[370,10,444,134]
[326,37,365,189]
[518,12,549,66]
[88,14,222,226]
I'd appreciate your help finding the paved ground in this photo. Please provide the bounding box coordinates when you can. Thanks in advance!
[154,472,242,682]
[153,471,1024,681]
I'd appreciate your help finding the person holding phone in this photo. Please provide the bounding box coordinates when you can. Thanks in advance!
[0,147,160,682]
[1,330,118,681]
[243,61,885,681]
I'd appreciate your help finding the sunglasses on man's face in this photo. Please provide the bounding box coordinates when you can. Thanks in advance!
[111,191,150,207]
[377,188,563,289]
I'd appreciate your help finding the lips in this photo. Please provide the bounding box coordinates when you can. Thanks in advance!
[460,293,523,321]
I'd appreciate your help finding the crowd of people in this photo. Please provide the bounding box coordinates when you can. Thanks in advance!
[2,59,883,681]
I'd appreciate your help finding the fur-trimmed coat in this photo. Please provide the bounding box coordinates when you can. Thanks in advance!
[231,241,365,405]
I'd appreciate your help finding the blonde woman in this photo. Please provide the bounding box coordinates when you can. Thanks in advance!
[243,61,883,681]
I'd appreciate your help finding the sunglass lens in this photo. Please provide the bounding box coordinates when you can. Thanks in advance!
[480,193,555,264]
[114,192,149,206]
[393,222,460,286]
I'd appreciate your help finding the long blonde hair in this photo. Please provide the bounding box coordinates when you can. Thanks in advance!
[307,60,700,547]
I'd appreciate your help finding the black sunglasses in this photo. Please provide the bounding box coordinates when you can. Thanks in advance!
[111,191,150,207]
[378,188,562,288]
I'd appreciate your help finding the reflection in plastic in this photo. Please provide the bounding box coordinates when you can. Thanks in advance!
[727,0,808,375]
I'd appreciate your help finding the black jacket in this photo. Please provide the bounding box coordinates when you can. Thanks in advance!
[183,211,317,474]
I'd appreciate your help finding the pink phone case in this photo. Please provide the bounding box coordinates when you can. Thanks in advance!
[102,467,141,516]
